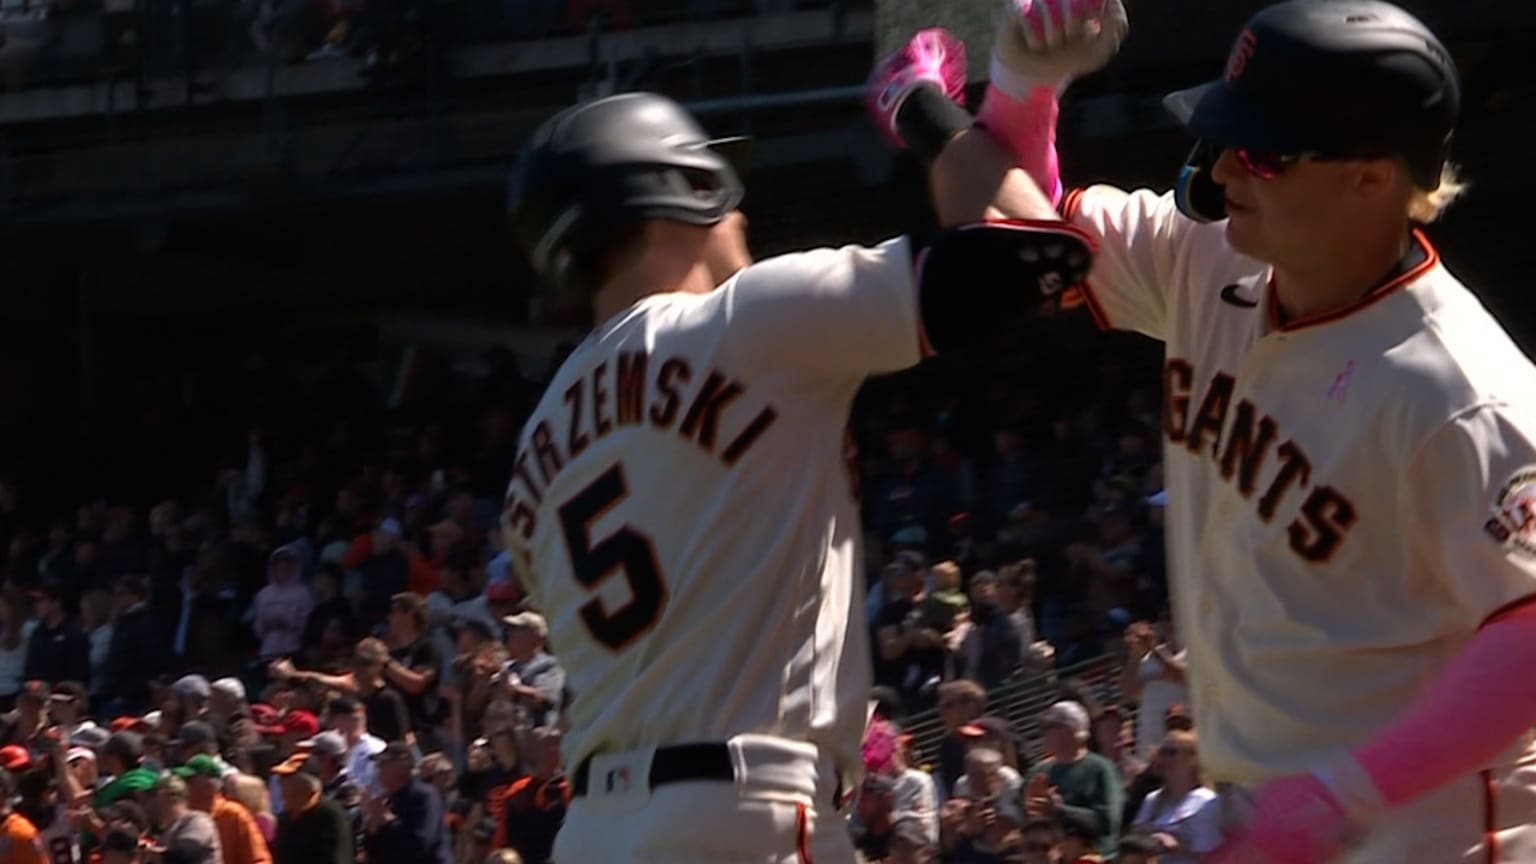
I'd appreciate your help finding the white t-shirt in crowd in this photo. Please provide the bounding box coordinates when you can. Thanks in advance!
[1135,647,1188,757]
[1132,785,1222,864]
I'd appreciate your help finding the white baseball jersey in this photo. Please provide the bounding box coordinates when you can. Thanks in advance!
[1063,185,1536,789]
[503,238,923,780]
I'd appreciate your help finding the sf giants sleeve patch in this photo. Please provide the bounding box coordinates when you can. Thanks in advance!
[1484,466,1536,559]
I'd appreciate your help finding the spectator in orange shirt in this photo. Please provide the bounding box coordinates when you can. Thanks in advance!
[0,769,44,864]
[179,755,273,864]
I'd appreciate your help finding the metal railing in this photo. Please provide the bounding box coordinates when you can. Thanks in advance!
[904,653,1130,770]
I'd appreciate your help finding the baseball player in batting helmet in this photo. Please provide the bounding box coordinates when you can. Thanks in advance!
[503,75,1092,862]
[875,0,1536,861]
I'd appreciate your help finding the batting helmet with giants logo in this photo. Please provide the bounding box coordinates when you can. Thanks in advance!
[507,92,747,307]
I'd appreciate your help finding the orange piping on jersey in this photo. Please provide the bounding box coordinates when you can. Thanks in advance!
[795,802,812,864]
[1479,592,1536,629]
[1266,230,1439,332]
[1059,188,1113,330]
[1481,769,1497,863]
[1062,188,1086,220]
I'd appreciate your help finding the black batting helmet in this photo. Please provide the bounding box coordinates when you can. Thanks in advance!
[507,92,746,298]
[1167,0,1460,220]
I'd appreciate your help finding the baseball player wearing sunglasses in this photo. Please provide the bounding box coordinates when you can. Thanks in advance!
[873,0,1536,862]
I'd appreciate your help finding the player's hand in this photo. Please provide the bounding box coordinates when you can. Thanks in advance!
[993,0,1128,93]
[1210,774,1357,864]
[865,27,968,147]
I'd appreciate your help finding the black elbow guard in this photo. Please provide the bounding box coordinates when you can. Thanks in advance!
[917,220,1095,353]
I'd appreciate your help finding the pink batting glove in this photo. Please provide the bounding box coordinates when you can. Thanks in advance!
[864,27,968,147]
[1210,774,1357,864]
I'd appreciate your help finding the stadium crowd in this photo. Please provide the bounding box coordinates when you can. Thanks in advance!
[0,323,1187,863]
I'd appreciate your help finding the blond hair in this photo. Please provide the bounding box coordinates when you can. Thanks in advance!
[1408,162,1468,224]
[930,560,962,592]
[226,773,272,817]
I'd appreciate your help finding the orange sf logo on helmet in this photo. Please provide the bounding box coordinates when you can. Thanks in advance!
[1225,29,1258,84]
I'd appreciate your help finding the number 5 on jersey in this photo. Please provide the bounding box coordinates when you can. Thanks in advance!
[558,463,668,650]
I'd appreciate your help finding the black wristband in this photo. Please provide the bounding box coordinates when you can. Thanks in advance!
[894,83,975,164]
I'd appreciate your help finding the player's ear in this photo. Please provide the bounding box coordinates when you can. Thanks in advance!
[1351,156,1399,199]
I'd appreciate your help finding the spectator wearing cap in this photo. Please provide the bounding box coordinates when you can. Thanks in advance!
[48,682,90,740]
[166,675,213,731]
[272,750,353,864]
[0,681,51,751]
[150,774,222,864]
[482,577,523,618]
[173,721,234,777]
[301,731,352,800]
[380,593,443,747]
[100,575,168,716]
[253,545,314,662]
[66,744,99,793]
[209,678,260,765]
[933,679,986,800]
[24,584,91,687]
[1023,702,1122,858]
[500,612,563,729]
[342,517,410,625]
[361,742,452,864]
[179,754,272,864]
[97,732,160,808]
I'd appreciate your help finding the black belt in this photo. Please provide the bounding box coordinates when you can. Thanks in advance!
[572,743,734,797]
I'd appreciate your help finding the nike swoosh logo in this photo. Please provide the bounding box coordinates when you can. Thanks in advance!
[1219,283,1258,308]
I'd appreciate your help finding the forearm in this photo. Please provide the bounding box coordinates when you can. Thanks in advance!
[1056,801,1108,833]
[384,661,433,696]
[976,80,1064,207]
[296,670,358,694]
[928,127,1058,227]
[1330,604,1536,812]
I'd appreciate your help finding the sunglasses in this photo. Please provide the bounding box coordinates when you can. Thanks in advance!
[1233,147,1385,181]
[1025,842,1055,853]
[1159,746,1195,757]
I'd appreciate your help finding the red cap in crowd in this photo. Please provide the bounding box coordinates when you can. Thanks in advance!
[259,710,319,738]
[0,745,31,772]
